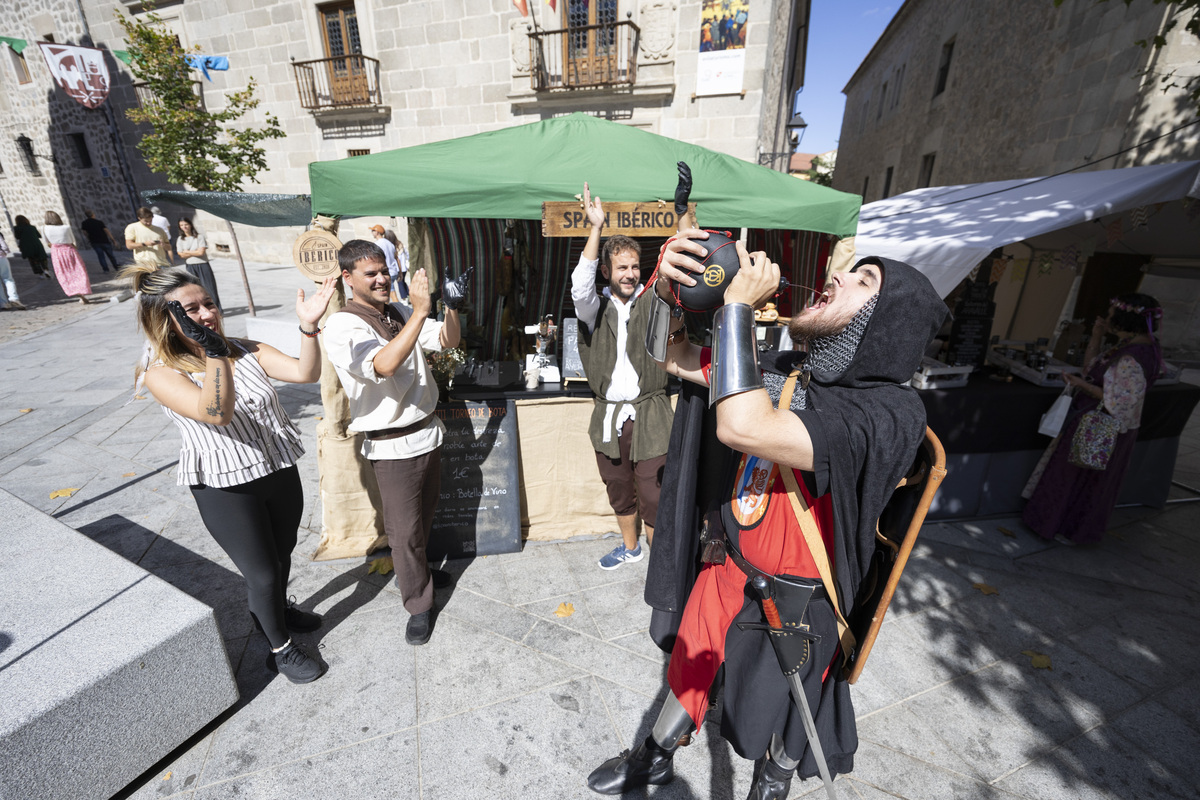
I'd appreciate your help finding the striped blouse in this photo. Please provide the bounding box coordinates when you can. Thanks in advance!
[156,342,305,488]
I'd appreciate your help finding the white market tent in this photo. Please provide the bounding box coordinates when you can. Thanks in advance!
[853,160,1200,298]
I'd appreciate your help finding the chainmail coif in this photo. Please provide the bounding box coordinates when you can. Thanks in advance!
[763,292,879,411]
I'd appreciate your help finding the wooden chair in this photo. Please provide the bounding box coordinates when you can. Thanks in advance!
[845,426,947,684]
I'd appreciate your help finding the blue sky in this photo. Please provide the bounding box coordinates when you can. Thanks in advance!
[794,2,899,155]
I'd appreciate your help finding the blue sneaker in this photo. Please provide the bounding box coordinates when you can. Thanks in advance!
[599,543,644,570]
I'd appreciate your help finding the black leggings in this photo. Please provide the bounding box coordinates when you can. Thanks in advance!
[190,466,303,648]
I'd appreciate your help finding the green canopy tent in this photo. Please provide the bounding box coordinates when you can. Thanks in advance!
[309,112,860,235]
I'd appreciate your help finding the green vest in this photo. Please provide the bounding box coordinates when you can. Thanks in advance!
[576,292,672,461]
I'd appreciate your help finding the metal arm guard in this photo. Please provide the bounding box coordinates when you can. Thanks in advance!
[709,302,762,405]
[644,290,673,362]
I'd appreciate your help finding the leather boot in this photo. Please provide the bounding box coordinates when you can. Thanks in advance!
[587,735,675,795]
[745,754,793,800]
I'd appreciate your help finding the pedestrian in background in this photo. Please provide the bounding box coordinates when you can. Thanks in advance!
[125,207,172,268]
[177,217,221,310]
[0,231,27,310]
[12,215,50,279]
[44,211,93,304]
[368,224,402,301]
[80,210,123,274]
[150,206,171,242]
[384,228,410,301]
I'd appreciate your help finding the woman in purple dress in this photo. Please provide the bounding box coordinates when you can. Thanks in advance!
[1023,293,1164,544]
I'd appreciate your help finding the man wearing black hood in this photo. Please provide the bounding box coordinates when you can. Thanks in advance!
[587,230,947,798]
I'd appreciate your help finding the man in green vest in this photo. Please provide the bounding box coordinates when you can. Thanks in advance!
[572,183,673,569]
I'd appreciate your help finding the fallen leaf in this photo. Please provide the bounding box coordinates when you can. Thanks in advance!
[998,526,1016,538]
[315,416,323,420]
[554,602,575,618]
[163,772,172,781]
[19,408,33,413]
[1021,649,1053,670]
[972,582,999,596]
[122,472,137,477]
[1108,530,1127,541]
[367,556,394,576]
[49,487,80,499]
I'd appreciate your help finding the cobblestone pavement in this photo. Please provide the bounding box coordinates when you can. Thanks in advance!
[2,253,1199,800]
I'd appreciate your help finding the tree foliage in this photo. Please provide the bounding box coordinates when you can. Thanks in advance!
[117,9,285,192]
[805,154,834,187]
[1057,0,1200,116]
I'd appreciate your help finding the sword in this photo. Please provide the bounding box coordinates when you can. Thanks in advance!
[751,575,839,800]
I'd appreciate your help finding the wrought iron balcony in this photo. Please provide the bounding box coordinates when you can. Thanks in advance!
[529,20,640,91]
[292,54,382,110]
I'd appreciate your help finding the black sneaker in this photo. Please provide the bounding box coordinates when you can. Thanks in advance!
[285,597,323,633]
[266,641,326,684]
[587,736,675,794]
[405,610,433,646]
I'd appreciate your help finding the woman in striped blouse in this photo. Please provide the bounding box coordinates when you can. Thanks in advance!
[130,264,337,684]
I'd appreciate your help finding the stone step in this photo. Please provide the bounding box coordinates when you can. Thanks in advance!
[0,489,238,800]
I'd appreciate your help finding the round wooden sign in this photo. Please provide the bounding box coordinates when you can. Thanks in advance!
[292,229,343,281]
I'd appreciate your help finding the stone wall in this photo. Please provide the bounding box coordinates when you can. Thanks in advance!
[0,0,140,248]
[832,0,1198,201]
[0,0,790,264]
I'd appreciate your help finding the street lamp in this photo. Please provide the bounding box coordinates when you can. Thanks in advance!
[757,112,809,169]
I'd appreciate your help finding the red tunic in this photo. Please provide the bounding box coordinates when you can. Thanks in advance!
[666,452,836,729]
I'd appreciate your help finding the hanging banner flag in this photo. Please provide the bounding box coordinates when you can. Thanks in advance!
[1037,252,1053,275]
[512,0,529,16]
[1080,238,1096,259]
[1105,218,1124,248]
[37,41,110,108]
[1059,243,1079,271]
[1010,258,1029,284]
[1130,205,1149,230]
[989,256,1008,283]
[696,0,749,96]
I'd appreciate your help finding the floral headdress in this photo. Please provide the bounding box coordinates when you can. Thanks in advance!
[1109,296,1163,322]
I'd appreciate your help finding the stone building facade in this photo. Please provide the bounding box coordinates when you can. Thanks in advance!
[1,0,809,263]
[833,0,1200,202]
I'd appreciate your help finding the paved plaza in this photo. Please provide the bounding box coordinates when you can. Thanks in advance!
[1,254,1198,799]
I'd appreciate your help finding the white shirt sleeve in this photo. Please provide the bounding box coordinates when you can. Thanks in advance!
[323,315,387,384]
[417,317,444,351]
[571,255,602,331]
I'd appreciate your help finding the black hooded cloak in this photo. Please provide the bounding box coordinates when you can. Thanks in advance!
[646,256,948,777]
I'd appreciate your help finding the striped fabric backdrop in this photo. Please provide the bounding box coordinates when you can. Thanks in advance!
[422,218,578,361]
[746,229,832,318]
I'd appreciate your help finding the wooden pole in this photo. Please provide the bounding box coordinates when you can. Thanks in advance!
[224,219,256,316]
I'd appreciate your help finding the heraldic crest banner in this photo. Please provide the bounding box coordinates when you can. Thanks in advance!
[38,42,110,108]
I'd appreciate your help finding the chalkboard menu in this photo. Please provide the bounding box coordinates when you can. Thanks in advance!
[561,317,587,381]
[428,399,522,560]
[947,277,996,369]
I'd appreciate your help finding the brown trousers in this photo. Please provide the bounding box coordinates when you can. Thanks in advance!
[371,448,441,615]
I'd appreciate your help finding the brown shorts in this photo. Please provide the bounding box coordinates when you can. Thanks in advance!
[595,418,667,524]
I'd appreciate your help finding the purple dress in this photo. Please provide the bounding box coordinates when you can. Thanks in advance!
[1022,342,1160,544]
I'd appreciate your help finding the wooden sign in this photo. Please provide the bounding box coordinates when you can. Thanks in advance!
[427,399,522,560]
[292,229,342,281]
[542,201,696,238]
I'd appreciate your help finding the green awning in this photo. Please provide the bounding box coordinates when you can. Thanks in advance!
[309,113,860,236]
[0,37,28,54]
[141,190,313,227]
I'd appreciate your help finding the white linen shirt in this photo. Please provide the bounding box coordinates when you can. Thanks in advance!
[570,255,642,440]
[322,308,446,460]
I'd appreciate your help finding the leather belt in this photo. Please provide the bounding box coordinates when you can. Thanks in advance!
[364,414,434,441]
[719,525,827,602]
